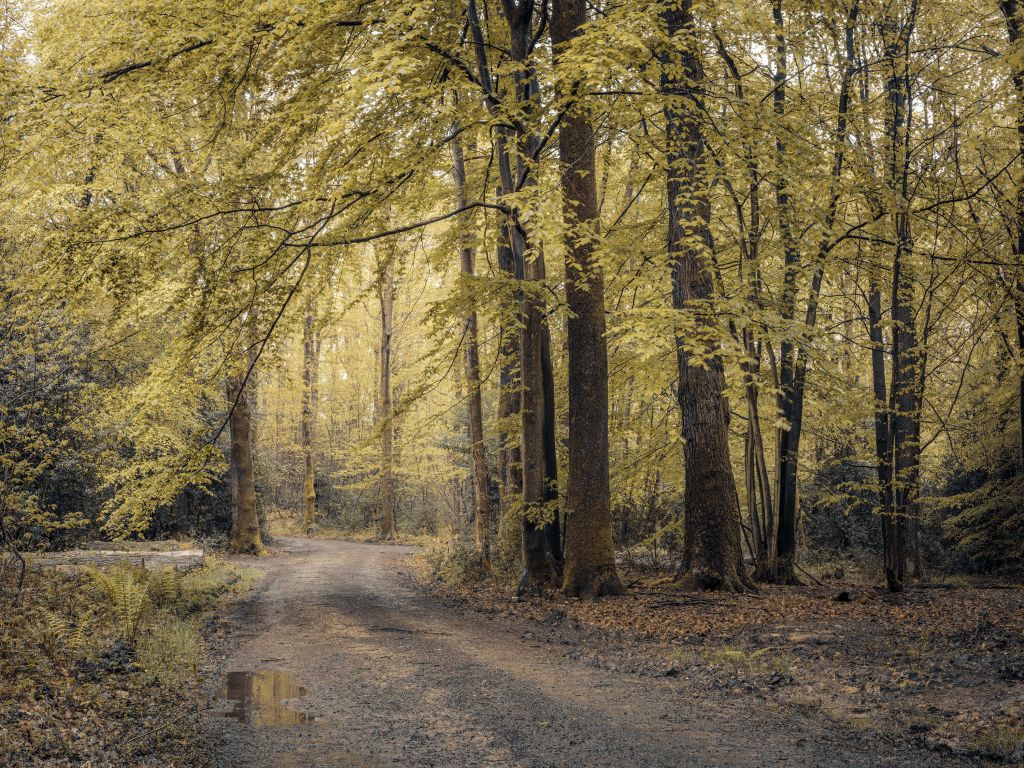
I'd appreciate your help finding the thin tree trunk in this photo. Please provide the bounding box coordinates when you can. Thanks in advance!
[451,130,491,561]
[770,0,804,584]
[761,0,858,583]
[377,258,397,541]
[496,227,523,563]
[301,301,319,532]
[1000,0,1024,467]
[880,4,919,592]
[663,0,752,592]
[867,275,896,576]
[552,0,622,597]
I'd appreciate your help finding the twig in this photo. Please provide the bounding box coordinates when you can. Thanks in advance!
[796,563,824,586]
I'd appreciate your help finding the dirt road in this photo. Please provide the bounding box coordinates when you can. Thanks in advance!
[202,538,977,768]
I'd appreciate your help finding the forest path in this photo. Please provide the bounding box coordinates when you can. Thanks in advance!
[201,537,972,768]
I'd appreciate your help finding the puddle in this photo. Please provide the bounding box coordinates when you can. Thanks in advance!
[222,670,315,725]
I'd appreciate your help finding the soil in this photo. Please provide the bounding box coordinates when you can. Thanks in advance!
[200,537,1006,767]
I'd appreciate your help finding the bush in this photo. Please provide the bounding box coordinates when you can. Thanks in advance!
[425,540,489,585]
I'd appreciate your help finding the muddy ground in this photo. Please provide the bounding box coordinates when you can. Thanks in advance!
[199,537,1015,767]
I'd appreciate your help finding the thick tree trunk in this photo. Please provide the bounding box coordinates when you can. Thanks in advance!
[227,371,263,554]
[451,132,491,561]
[663,0,752,593]
[552,0,622,598]
[301,303,320,532]
[377,260,397,541]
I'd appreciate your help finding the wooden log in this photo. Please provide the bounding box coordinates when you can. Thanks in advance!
[28,549,205,573]
[80,541,191,552]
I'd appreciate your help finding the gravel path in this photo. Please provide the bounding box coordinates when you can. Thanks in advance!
[201,537,978,768]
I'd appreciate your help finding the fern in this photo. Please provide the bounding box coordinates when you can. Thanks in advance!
[147,567,181,609]
[36,607,90,672]
[87,565,150,643]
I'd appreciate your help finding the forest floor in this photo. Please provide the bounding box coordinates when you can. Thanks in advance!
[418,557,1024,766]
[199,537,1020,767]
[0,555,261,767]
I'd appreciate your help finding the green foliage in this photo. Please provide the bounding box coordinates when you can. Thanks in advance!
[942,475,1024,571]
[0,0,1018,579]
[425,540,490,585]
[87,566,151,643]
[35,606,91,673]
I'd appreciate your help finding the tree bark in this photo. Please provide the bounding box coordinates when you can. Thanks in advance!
[663,0,752,592]
[551,0,622,597]
[770,0,804,584]
[227,369,263,554]
[880,5,919,592]
[377,257,397,541]
[1000,0,1024,467]
[451,131,491,561]
[479,0,561,592]
[301,301,320,532]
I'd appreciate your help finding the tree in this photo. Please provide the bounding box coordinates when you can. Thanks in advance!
[552,0,623,597]
[451,129,492,561]
[301,301,321,532]
[663,0,752,592]
[227,360,263,554]
[376,247,398,542]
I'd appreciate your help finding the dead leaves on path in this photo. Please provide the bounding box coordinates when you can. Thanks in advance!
[415,565,1024,763]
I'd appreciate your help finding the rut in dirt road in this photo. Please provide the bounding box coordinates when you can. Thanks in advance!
[201,538,975,768]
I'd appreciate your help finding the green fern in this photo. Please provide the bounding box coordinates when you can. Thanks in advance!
[36,607,90,672]
[87,565,150,643]
[146,566,181,609]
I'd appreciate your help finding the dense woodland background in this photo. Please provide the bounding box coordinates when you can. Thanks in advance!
[2,0,1024,599]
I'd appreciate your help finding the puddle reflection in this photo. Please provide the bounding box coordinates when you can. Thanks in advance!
[223,670,315,725]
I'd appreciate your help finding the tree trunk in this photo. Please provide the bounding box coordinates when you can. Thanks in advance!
[484,0,561,592]
[770,0,804,585]
[301,302,319,532]
[552,0,622,598]
[496,227,523,564]
[377,258,397,541]
[867,275,896,574]
[663,0,752,593]
[880,7,919,592]
[451,131,491,561]
[1000,0,1024,467]
[227,370,263,554]
[518,249,558,592]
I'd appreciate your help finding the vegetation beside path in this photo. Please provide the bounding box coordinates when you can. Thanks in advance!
[1,554,261,767]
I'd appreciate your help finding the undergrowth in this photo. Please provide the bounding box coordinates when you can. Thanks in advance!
[0,557,262,766]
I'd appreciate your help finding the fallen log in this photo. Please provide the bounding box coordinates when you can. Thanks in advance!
[27,548,204,573]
